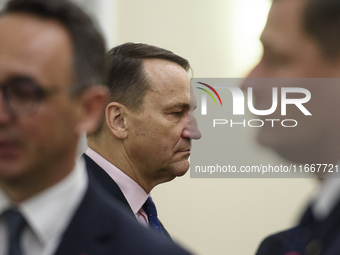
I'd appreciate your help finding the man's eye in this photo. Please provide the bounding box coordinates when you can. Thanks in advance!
[172,111,183,117]
[8,83,39,104]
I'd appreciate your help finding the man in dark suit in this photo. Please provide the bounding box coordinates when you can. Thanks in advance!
[0,0,191,254]
[86,43,201,238]
[241,0,340,254]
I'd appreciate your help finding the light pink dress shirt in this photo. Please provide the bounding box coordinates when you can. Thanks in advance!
[86,148,149,227]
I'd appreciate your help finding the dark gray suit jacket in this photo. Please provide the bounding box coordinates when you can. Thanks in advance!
[83,153,172,239]
[53,160,190,255]
[256,200,340,255]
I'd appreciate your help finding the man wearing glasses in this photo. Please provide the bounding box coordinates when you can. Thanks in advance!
[0,0,191,254]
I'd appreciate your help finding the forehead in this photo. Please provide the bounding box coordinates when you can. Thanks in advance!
[143,58,190,103]
[262,0,308,50]
[0,13,73,86]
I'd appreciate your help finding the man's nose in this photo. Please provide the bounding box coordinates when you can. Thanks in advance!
[181,112,202,140]
[189,113,201,140]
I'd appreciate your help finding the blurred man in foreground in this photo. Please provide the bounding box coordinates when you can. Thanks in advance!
[0,0,191,254]
[242,0,340,254]
[86,43,201,238]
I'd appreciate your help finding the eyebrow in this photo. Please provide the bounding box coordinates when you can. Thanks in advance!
[164,102,190,111]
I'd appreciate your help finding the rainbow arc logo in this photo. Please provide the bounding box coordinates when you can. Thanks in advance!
[196,82,223,106]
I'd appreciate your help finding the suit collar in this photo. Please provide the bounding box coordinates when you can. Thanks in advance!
[83,153,130,207]
[82,152,173,240]
[312,178,340,221]
[54,179,122,255]
[84,149,148,215]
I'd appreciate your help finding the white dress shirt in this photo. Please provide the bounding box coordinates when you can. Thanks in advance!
[0,158,88,255]
[312,177,340,221]
[86,148,150,227]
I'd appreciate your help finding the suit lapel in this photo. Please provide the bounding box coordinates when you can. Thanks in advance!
[54,181,118,255]
[83,154,132,212]
[160,221,172,240]
[83,153,172,240]
[313,198,340,254]
[256,199,340,255]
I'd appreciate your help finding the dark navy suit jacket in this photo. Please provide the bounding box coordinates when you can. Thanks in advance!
[83,153,172,239]
[53,160,190,255]
[256,199,340,255]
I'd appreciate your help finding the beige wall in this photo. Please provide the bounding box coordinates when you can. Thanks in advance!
[90,0,318,254]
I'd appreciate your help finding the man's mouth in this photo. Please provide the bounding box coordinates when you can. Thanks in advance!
[176,149,191,157]
[0,140,21,157]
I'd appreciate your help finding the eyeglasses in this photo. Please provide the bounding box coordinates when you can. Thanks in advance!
[0,76,59,116]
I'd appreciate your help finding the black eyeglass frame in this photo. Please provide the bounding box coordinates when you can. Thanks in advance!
[0,76,60,116]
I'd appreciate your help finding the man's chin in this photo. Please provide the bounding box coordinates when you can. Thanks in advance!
[172,160,190,177]
[257,128,286,148]
[0,164,29,184]
[257,130,273,148]
[258,137,307,164]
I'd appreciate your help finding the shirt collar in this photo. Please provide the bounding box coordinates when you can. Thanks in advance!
[312,177,340,221]
[0,188,11,215]
[0,158,88,245]
[86,148,149,214]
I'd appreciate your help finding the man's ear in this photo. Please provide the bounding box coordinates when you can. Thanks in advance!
[106,102,128,139]
[76,85,108,135]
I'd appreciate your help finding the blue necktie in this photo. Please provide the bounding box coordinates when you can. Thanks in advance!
[142,197,164,236]
[3,209,26,255]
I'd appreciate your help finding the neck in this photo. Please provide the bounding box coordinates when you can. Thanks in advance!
[88,138,156,194]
